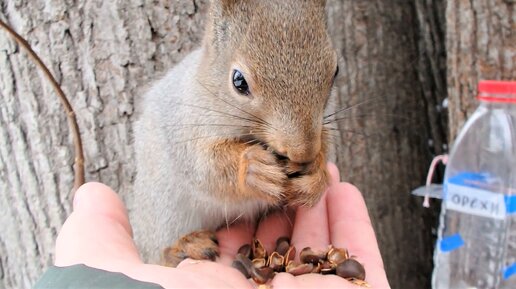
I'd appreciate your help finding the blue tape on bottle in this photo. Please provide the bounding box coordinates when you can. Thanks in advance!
[503,262,516,280]
[447,172,490,187]
[440,234,465,252]
[505,195,516,214]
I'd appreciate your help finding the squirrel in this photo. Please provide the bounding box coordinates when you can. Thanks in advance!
[128,0,339,266]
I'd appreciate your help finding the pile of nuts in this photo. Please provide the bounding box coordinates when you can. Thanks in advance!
[232,237,370,287]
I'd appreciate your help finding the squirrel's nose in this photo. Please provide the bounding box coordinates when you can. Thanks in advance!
[275,141,320,164]
[286,147,318,163]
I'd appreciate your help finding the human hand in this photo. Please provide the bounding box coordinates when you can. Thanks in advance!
[55,162,390,288]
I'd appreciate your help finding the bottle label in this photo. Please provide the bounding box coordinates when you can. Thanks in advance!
[445,183,506,219]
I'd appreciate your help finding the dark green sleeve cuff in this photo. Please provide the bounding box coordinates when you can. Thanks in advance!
[34,264,164,289]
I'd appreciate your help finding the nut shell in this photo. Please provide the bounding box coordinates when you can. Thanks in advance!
[232,259,251,279]
[299,247,327,265]
[320,260,336,275]
[283,245,296,266]
[252,258,267,269]
[238,244,252,259]
[253,239,267,260]
[327,247,349,265]
[336,259,366,280]
[268,252,285,272]
[286,261,314,276]
[252,267,275,284]
[275,237,291,256]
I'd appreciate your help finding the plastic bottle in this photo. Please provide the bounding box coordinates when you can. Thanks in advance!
[432,80,516,289]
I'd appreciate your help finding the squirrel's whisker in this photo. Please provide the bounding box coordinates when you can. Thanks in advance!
[323,97,381,120]
[171,101,263,126]
[323,113,411,125]
[224,201,230,231]
[243,139,260,146]
[164,123,254,132]
[196,80,279,132]
[171,132,260,145]
[325,50,423,121]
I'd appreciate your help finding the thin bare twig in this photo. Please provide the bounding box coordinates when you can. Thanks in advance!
[0,19,85,193]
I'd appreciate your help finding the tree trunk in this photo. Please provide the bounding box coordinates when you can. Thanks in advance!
[0,1,208,288]
[326,0,446,287]
[446,0,515,140]
[5,0,508,288]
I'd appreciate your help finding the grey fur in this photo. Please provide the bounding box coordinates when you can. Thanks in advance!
[129,49,269,263]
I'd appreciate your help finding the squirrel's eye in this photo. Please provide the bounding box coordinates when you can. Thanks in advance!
[232,70,250,95]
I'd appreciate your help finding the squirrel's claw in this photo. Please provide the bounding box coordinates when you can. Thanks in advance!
[162,230,220,267]
[285,151,330,207]
[238,144,287,203]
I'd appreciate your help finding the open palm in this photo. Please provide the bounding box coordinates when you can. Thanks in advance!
[55,163,390,288]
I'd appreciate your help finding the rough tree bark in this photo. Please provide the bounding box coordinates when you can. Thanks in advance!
[327,0,446,287]
[446,0,515,139]
[4,0,503,288]
[0,1,208,288]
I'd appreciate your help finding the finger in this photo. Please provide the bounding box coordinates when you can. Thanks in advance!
[55,183,141,268]
[174,259,252,288]
[327,162,340,184]
[272,272,358,289]
[291,190,330,259]
[73,182,133,236]
[216,220,255,265]
[327,182,389,288]
[106,262,253,289]
[255,208,295,253]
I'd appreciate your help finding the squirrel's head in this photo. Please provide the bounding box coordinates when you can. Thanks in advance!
[202,0,337,164]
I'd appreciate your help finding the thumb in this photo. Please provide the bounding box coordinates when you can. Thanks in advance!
[55,182,142,268]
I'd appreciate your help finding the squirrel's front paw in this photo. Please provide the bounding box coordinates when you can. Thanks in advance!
[238,144,287,203]
[285,151,330,207]
[162,230,219,267]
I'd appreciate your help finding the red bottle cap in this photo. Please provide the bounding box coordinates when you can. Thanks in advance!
[477,80,516,103]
